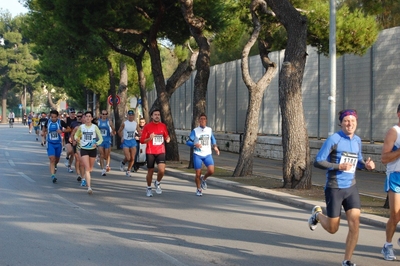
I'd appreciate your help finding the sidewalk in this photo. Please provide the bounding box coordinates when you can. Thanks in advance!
[111,144,389,228]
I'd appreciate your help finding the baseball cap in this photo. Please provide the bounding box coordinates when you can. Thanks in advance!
[69,108,75,113]
[127,110,135,115]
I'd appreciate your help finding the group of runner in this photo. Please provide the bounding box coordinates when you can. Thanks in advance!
[35,108,218,198]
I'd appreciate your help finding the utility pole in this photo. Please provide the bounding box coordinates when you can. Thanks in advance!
[328,0,336,136]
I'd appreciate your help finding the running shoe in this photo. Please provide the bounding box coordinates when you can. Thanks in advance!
[101,169,107,176]
[87,187,93,195]
[106,165,111,172]
[80,179,87,187]
[41,143,44,146]
[126,171,131,177]
[342,260,356,266]
[196,189,202,196]
[308,205,322,231]
[77,175,82,182]
[120,161,125,172]
[146,187,153,197]
[36,137,38,141]
[200,175,207,190]
[382,243,396,261]
[154,181,162,194]
[67,167,73,173]
[64,158,69,167]
[52,175,57,183]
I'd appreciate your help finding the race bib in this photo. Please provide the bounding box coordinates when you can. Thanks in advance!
[200,135,210,146]
[83,132,93,141]
[127,131,135,139]
[101,128,107,136]
[153,135,164,145]
[50,132,59,140]
[339,152,358,173]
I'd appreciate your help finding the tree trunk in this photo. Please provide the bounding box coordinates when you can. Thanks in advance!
[105,57,122,149]
[267,0,312,189]
[1,82,10,124]
[147,37,179,161]
[234,0,277,176]
[133,50,150,123]
[180,0,211,169]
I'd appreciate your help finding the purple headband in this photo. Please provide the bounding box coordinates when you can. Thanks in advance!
[339,109,358,122]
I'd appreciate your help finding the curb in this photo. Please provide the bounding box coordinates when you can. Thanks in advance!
[110,151,389,229]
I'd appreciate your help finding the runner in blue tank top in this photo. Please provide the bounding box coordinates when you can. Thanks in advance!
[42,110,68,183]
[97,110,116,176]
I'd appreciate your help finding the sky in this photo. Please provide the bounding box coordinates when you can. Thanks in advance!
[0,0,28,17]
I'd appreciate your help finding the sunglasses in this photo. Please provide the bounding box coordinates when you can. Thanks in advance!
[102,113,108,115]
[77,116,82,118]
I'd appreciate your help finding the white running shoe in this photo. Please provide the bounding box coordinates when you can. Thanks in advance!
[120,161,125,172]
[101,169,106,176]
[87,187,93,195]
[146,188,153,197]
[196,189,202,196]
[308,206,322,231]
[154,181,162,194]
[126,171,131,177]
[200,175,207,190]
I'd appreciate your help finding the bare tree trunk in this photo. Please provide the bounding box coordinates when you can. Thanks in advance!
[180,0,211,169]
[47,90,58,110]
[105,57,123,149]
[1,82,10,124]
[133,49,150,122]
[267,0,311,189]
[233,0,277,176]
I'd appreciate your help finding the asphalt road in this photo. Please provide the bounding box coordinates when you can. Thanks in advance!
[0,124,390,266]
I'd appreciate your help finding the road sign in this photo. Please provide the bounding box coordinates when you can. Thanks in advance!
[108,95,121,106]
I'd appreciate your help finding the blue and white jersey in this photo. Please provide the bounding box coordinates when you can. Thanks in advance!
[314,130,365,189]
[98,119,111,141]
[46,119,62,144]
[387,125,400,174]
[186,126,216,157]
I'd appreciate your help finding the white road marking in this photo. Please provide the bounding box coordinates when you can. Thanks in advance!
[8,159,15,166]
[18,172,36,183]
[5,151,9,157]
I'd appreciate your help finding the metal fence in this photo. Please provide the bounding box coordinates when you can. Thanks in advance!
[148,26,400,142]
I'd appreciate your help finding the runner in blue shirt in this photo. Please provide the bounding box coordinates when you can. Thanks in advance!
[308,109,375,266]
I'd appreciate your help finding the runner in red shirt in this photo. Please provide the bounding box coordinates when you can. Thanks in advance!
[140,109,170,197]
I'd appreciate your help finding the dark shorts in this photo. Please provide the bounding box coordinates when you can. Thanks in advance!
[80,148,97,158]
[146,153,166,169]
[325,185,361,218]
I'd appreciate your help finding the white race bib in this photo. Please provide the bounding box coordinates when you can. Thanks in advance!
[153,135,164,145]
[339,152,358,173]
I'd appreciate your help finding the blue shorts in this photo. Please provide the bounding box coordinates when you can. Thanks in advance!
[34,126,40,131]
[47,142,62,158]
[122,139,137,149]
[193,154,214,170]
[385,172,400,193]
[99,140,111,149]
